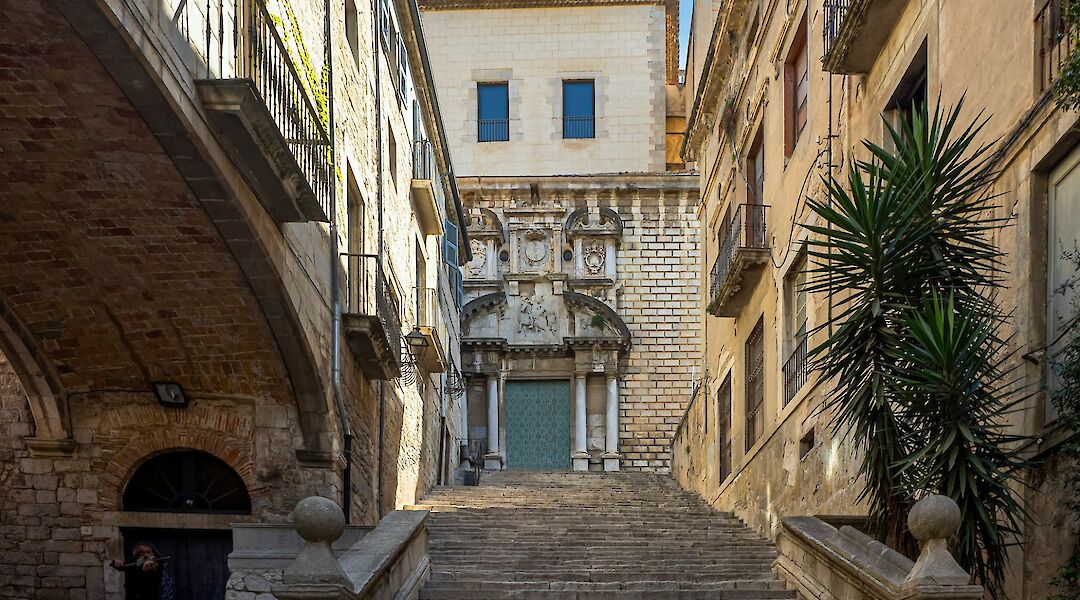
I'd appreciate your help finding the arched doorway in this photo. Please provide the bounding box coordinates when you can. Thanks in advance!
[121,450,251,600]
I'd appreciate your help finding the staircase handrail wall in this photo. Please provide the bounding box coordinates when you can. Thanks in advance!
[775,495,984,600]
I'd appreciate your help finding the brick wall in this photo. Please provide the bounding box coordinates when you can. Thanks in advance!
[460,175,699,472]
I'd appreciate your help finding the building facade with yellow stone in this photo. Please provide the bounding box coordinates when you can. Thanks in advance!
[673,0,1079,597]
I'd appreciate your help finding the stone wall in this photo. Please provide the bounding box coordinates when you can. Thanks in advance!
[420,4,669,176]
[459,175,699,471]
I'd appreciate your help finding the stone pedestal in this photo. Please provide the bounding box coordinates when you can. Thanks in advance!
[571,451,590,471]
[483,452,503,471]
[602,452,620,472]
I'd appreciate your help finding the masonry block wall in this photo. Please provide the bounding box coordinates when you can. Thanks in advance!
[420,4,668,176]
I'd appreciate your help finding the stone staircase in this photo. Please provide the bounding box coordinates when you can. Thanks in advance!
[413,470,795,599]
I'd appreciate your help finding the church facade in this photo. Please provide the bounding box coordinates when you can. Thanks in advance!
[420,0,699,472]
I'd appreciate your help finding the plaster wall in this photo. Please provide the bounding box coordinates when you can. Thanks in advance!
[420,5,668,175]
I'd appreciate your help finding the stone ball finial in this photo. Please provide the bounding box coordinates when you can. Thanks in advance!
[908,494,961,543]
[292,496,345,543]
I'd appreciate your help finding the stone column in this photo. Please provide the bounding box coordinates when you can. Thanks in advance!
[484,375,502,470]
[459,386,469,449]
[572,373,589,471]
[603,374,620,472]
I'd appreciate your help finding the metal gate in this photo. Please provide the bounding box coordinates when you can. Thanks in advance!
[505,380,571,470]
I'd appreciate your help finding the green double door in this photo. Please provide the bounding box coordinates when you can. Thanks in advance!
[505,380,571,470]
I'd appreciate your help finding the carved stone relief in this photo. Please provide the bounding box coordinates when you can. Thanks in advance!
[583,242,605,275]
[521,229,549,269]
[467,239,486,278]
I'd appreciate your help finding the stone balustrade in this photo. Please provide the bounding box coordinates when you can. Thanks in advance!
[775,495,984,600]
[227,496,430,600]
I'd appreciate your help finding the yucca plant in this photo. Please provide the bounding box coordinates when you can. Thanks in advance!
[803,99,1029,597]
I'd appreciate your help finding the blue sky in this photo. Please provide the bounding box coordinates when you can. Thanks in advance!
[678,0,693,70]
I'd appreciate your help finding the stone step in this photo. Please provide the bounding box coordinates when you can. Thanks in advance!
[419,472,781,600]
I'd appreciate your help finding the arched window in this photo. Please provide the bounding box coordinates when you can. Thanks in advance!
[123,450,251,514]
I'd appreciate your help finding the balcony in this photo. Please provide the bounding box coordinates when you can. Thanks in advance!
[563,116,595,139]
[414,286,448,373]
[342,254,402,380]
[411,139,443,236]
[1038,0,1077,93]
[478,119,509,142]
[783,335,808,406]
[195,0,331,223]
[707,204,770,318]
[822,0,908,74]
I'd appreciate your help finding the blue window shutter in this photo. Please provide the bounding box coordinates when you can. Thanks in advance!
[444,219,458,264]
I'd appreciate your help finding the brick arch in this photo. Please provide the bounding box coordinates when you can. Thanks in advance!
[0,299,69,444]
[0,3,333,458]
[100,428,258,514]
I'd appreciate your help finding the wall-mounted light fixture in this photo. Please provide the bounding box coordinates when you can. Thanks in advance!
[152,382,188,408]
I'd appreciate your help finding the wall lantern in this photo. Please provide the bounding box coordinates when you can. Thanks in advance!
[152,382,188,408]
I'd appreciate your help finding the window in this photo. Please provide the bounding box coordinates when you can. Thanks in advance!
[347,169,365,255]
[884,42,928,143]
[563,80,595,139]
[784,16,809,157]
[799,428,815,459]
[783,252,809,405]
[397,36,409,102]
[346,0,359,67]
[123,450,251,514]
[717,374,732,481]
[747,128,764,205]
[745,317,765,451]
[477,82,509,142]
[1047,147,1080,423]
[388,128,397,192]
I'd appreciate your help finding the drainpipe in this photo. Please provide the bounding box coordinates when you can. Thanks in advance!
[373,0,386,519]
[326,0,354,523]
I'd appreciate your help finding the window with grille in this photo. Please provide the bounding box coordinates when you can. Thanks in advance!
[562,80,595,139]
[783,252,809,405]
[123,450,251,514]
[717,374,732,481]
[745,317,765,451]
[477,83,510,142]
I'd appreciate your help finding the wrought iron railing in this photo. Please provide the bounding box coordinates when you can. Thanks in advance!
[1038,0,1076,93]
[204,0,333,218]
[413,139,436,180]
[744,319,765,453]
[783,335,808,406]
[478,119,509,142]
[709,204,769,305]
[342,253,402,367]
[822,0,851,61]
[563,115,595,139]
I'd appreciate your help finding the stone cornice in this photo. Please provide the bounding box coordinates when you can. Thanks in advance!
[454,173,700,191]
[681,0,755,162]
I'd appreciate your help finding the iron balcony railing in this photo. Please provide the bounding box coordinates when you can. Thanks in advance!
[563,115,595,139]
[822,0,852,60]
[413,139,436,181]
[478,119,509,142]
[1038,0,1076,93]
[206,0,333,217]
[782,335,809,406]
[342,253,402,367]
[709,204,769,304]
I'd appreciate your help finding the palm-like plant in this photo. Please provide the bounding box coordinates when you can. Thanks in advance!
[803,100,1028,597]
